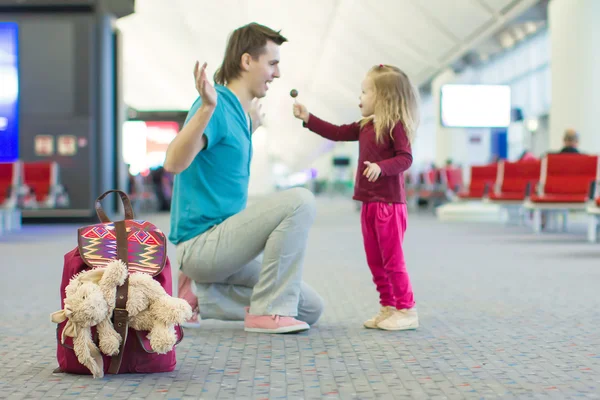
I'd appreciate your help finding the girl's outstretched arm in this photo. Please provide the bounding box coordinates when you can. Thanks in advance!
[303,113,361,142]
[293,102,360,142]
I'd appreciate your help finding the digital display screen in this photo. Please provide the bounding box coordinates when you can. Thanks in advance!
[441,84,511,128]
[0,22,19,162]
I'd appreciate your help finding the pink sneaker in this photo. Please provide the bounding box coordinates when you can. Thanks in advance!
[177,271,201,328]
[244,307,310,334]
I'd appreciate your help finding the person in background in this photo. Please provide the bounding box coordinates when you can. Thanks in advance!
[150,167,169,211]
[559,129,580,153]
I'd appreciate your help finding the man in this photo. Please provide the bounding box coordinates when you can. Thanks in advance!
[164,23,323,334]
[559,129,580,153]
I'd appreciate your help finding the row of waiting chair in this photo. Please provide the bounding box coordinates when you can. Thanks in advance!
[408,153,600,241]
[0,161,69,210]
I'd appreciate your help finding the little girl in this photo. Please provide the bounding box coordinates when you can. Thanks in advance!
[293,64,419,331]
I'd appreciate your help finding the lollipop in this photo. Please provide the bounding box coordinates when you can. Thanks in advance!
[290,89,298,99]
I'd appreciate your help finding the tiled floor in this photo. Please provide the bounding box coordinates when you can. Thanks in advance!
[1,196,600,399]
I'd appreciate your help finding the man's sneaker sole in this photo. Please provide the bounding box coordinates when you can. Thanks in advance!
[244,324,310,334]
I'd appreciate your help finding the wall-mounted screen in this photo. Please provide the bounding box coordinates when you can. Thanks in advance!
[441,84,511,128]
[0,22,19,162]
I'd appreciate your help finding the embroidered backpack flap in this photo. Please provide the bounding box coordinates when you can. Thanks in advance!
[77,190,166,276]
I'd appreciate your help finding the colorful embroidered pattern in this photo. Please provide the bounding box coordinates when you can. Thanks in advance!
[78,220,166,276]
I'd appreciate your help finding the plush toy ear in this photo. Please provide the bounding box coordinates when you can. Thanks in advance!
[73,327,104,379]
[51,310,67,323]
[51,309,79,344]
[79,268,106,284]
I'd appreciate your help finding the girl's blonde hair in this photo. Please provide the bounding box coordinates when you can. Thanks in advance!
[359,64,420,144]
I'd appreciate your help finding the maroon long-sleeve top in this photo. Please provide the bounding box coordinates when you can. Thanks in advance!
[304,114,413,204]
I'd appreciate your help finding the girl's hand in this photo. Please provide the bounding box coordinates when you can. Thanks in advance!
[363,161,381,182]
[293,102,309,124]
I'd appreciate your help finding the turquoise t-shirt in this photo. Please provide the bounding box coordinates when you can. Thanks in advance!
[168,85,253,245]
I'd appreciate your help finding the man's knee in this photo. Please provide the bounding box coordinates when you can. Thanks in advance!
[287,187,316,220]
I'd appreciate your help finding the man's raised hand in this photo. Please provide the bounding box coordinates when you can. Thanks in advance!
[194,61,217,108]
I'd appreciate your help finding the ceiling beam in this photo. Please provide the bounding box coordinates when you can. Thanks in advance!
[411,1,462,44]
[474,0,497,15]
[421,0,540,86]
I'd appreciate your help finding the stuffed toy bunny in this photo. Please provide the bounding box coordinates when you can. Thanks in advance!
[51,259,192,378]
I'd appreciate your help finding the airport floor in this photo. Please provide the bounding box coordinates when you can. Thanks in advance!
[1,196,600,399]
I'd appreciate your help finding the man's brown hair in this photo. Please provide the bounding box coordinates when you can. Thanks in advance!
[214,23,287,85]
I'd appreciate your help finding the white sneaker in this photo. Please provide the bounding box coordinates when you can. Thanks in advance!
[364,306,395,329]
[377,308,419,331]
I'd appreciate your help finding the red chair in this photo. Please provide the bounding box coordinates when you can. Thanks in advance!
[488,160,541,203]
[21,161,69,208]
[0,163,15,207]
[0,161,20,209]
[525,154,598,233]
[0,161,23,234]
[404,170,417,202]
[0,162,19,208]
[457,163,498,200]
[417,168,445,205]
[440,166,463,198]
[586,185,600,242]
[530,154,597,204]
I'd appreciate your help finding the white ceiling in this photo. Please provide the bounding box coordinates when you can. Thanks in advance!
[116,0,539,170]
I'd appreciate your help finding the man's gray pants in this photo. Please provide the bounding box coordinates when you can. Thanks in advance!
[176,187,324,325]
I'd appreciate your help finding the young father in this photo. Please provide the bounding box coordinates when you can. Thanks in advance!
[164,23,324,334]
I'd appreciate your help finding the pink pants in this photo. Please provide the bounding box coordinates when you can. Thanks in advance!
[361,202,415,310]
